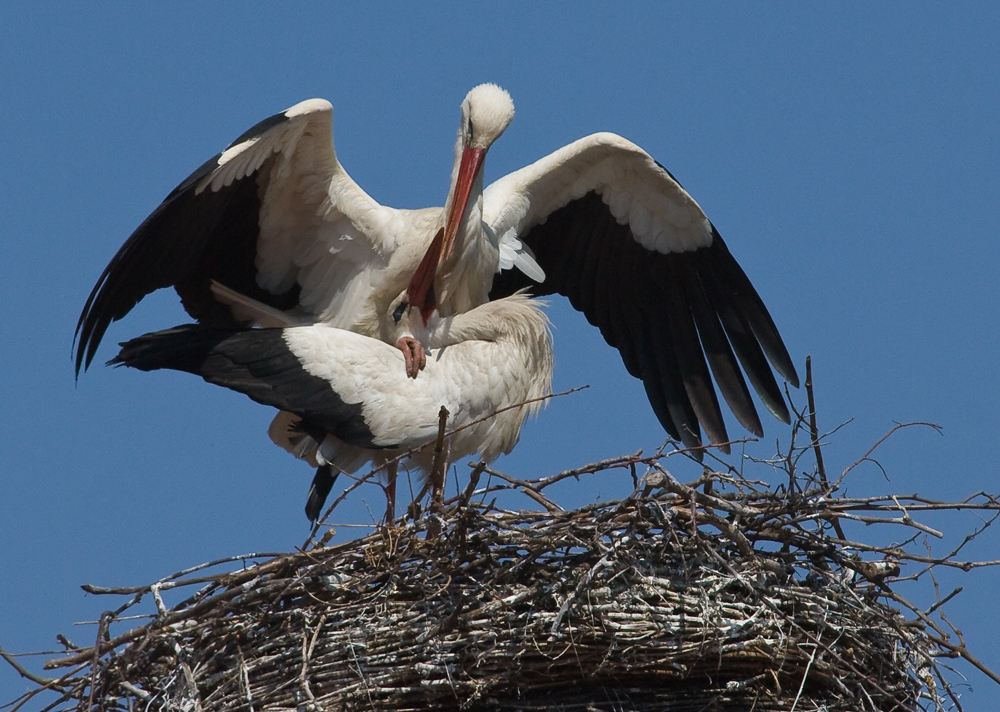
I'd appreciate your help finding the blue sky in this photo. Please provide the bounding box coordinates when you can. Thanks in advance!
[2,4,999,708]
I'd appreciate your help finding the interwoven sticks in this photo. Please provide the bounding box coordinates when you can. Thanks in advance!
[29,463,994,712]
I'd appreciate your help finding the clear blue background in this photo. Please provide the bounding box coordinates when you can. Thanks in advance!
[2,4,999,708]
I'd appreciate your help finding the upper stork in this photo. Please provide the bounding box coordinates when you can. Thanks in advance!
[76,84,798,454]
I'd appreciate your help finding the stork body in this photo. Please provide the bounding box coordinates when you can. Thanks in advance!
[77,84,797,456]
[112,294,553,521]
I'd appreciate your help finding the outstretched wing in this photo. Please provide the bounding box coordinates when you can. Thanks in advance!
[75,99,397,374]
[486,133,798,452]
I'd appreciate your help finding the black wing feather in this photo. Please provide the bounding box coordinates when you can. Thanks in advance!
[74,109,301,376]
[694,247,790,424]
[621,257,702,448]
[654,256,724,448]
[110,325,380,449]
[704,230,799,387]
[672,255,760,437]
[489,190,798,450]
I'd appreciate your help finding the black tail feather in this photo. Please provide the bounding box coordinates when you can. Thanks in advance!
[111,324,379,449]
[305,464,338,523]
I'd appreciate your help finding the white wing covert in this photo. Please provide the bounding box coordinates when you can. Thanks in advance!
[483,133,714,257]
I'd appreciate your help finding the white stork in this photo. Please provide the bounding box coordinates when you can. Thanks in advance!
[76,83,798,458]
[111,292,553,522]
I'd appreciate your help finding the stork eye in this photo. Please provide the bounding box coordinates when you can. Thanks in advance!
[467,116,474,141]
[392,301,408,323]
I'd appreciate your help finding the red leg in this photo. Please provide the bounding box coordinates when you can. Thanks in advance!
[427,442,450,539]
[384,461,398,523]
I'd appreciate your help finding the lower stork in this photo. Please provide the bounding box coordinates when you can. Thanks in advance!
[112,292,553,522]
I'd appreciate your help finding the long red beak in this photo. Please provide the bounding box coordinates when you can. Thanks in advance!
[406,145,486,326]
[407,228,444,325]
[441,145,486,261]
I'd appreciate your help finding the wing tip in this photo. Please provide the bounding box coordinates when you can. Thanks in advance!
[286,98,333,118]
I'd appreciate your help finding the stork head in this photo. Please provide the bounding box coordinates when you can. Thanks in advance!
[459,83,515,151]
[441,84,515,264]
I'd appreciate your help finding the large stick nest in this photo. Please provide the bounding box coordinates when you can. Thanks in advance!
[11,380,1000,712]
[27,444,1000,712]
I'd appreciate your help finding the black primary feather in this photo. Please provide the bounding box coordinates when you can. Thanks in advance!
[75,108,302,376]
[489,190,798,454]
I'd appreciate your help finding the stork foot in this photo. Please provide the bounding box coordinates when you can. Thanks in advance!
[396,336,426,379]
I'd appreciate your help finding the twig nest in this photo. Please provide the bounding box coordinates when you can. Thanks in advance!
[59,491,925,711]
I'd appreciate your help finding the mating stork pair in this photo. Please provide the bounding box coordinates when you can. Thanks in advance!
[76,84,798,522]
